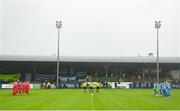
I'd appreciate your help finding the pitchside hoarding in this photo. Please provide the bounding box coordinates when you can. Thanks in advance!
[1,84,36,89]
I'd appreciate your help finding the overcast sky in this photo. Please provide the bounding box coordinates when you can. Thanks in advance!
[0,0,180,57]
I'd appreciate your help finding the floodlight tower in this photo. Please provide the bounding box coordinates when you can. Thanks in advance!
[56,20,62,88]
[155,21,161,82]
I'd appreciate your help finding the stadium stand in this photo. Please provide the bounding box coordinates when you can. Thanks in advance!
[35,74,55,82]
[0,55,180,88]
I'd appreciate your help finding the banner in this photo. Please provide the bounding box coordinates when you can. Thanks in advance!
[32,84,41,89]
[2,84,13,88]
[1,84,40,89]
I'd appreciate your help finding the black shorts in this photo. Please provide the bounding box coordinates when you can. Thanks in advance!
[83,87,86,89]
[97,87,100,89]
[90,87,93,89]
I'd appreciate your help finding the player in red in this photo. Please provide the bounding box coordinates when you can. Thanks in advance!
[25,81,27,94]
[13,81,18,96]
[24,81,27,94]
[25,81,30,94]
[28,81,30,94]
[21,82,25,95]
[20,81,23,95]
[18,81,22,95]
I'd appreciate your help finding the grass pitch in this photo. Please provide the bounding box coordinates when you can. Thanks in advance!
[0,89,180,110]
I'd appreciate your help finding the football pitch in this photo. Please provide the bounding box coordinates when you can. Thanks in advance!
[0,89,180,110]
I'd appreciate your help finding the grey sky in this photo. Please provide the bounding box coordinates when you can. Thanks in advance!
[0,0,180,57]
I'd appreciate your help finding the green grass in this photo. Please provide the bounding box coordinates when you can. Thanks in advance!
[0,74,20,80]
[0,89,180,110]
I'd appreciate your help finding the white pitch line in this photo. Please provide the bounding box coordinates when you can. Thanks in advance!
[90,94,95,111]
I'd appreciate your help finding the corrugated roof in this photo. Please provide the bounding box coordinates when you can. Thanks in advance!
[0,55,180,63]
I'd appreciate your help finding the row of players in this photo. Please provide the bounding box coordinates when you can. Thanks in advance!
[12,80,171,97]
[13,81,30,96]
[153,81,171,97]
[82,81,101,95]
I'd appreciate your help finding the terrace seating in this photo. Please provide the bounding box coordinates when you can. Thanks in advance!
[35,74,55,82]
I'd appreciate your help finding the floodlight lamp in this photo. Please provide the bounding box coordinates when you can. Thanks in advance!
[56,21,62,28]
